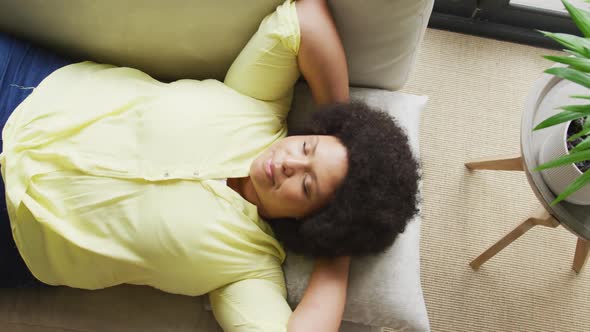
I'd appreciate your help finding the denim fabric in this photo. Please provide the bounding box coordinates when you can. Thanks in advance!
[0,33,72,287]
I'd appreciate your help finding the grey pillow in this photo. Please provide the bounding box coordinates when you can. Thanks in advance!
[284,83,430,331]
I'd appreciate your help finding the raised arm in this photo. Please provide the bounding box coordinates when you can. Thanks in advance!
[224,0,347,107]
[288,256,351,332]
[296,0,349,105]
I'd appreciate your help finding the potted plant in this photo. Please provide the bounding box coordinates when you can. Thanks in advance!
[534,0,590,206]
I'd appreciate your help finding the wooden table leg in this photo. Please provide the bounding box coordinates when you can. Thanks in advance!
[465,153,524,171]
[573,238,590,273]
[470,206,559,270]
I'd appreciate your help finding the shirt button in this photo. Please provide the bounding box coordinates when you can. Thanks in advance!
[163,172,169,177]
[193,171,200,176]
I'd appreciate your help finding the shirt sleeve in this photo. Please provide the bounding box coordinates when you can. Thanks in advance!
[209,278,293,332]
[223,0,300,102]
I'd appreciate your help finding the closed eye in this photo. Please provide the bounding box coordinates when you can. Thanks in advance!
[303,175,310,198]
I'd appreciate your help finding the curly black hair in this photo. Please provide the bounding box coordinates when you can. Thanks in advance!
[268,101,421,258]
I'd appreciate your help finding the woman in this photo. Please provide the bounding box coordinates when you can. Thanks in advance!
[0,0,420,331]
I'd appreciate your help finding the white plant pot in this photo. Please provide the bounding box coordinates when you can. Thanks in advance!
[538,121,590,205]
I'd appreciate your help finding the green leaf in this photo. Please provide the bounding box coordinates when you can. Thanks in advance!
[571,136,590,152]
[569,127,590,141]
[545,67,590,89]
[544,55,590,72]
[568,115,590,140]
[540,31,590,56]
[533,149,590,171]
[571,94,590,99]
[550,168,590,205]
[564,49,587,58]
[562,0,590,38]
[568,115,590,141]
[533,109,590,130]
[562,104,590,112]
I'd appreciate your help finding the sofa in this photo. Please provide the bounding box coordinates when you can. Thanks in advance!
[0,0,434,331]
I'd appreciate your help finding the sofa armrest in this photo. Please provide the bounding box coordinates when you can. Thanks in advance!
[0,0,433,90]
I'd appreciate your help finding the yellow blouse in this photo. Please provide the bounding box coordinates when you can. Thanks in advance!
[1,1,299,330]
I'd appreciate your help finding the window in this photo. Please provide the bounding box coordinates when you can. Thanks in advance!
[431,0,588,49]
[511,0,589,14]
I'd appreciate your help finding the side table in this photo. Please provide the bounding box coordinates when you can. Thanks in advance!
[465,72,590,273]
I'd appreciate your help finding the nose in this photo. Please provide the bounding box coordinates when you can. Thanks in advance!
[281,158,309,177]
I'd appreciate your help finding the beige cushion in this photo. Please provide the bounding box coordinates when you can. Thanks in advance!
[0,0,433,90]
[330,0,433,90]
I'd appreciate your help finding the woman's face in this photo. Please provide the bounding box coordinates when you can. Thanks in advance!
[250,135,348,219]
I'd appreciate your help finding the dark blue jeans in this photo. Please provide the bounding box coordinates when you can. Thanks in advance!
[0,33,72,287]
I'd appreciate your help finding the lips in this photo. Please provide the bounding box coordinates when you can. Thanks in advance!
[265,159,274,184]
